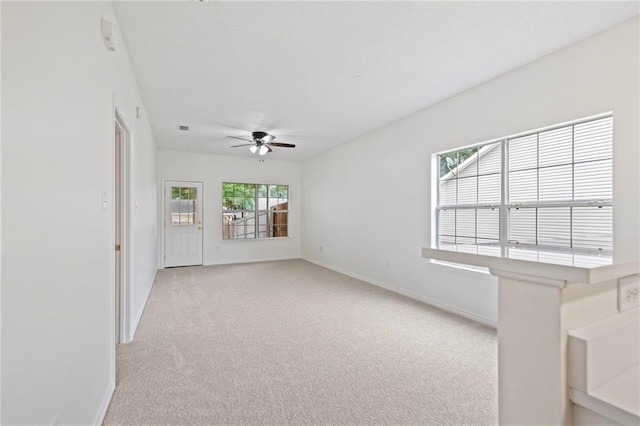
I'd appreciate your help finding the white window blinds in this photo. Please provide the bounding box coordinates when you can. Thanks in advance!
[437,114,613,255]
[438,142,502,255]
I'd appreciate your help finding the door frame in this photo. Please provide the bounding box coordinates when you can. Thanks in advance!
[114,108,131,345]
[161,179,204,268]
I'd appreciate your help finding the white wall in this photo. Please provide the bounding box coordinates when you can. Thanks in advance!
[157,150,301,266]
[2,2,158,424]
[302,17,639,326]
[128,117,158,341]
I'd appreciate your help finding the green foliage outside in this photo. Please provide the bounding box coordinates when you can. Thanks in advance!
[171,187,197,200]
[222,182,288,210]
[439,147,477,178]
[223,182,255,210]
[269,185,288,199]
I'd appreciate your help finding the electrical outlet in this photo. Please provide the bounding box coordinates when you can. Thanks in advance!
[618,275,640,312]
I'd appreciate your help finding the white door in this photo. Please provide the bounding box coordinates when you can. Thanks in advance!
[115,120,124,344]
[164,181,204,267]
[114,112,130,345]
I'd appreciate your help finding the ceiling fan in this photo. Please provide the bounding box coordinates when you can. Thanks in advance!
[228,131,296,156]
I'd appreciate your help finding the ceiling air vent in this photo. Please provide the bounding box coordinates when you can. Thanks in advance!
[178,125,189,131]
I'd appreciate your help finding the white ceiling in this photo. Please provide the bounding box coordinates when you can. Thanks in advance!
[113,1,638,161]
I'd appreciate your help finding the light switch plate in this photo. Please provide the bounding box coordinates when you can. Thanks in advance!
[101,190,108,211]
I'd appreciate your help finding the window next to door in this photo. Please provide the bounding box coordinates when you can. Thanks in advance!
[222,182,289,240]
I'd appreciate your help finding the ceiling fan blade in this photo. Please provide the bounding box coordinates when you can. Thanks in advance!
[227,135,253,143]
[267,146,273,153]
[269,142,296,148]
[230,143,254,148]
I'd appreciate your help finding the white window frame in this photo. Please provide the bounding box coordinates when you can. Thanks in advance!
[434,112,613,257]
[222,182,289,240]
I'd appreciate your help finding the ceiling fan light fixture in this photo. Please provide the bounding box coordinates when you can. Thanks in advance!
[228,131,295,154]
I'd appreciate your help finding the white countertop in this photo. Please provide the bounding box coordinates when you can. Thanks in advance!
[591,366,640,417]
[571,366,640,426]
[422,245,638,285]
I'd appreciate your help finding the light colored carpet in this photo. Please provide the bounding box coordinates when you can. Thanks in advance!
[103,259,497,425]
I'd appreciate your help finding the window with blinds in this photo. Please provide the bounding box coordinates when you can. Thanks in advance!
[436,114,613,256]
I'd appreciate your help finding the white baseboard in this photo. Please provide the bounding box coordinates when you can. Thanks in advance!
[128,268,159,342]
[303,257,497,328]
[93,380,115,426]
[203,256,300,267]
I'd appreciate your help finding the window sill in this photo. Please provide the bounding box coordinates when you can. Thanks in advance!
[220,237,292,242]
[422,246,636,285]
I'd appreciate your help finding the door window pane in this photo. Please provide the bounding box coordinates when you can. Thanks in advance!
[171,186,197,225]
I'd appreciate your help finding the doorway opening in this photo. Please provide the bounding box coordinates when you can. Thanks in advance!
[114,111,131,345]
